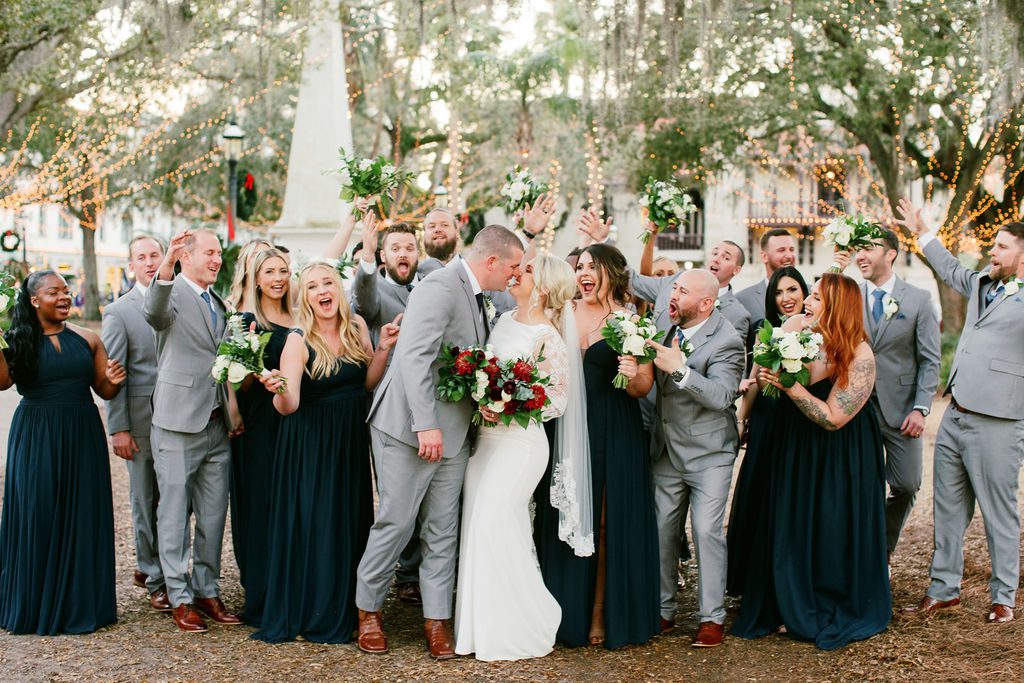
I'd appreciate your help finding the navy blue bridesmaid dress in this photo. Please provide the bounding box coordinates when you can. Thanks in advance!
[0,327,116,634]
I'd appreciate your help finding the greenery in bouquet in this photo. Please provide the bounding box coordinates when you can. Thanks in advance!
[470,351,551,429]
[600,310,665,389]
[751,320,823,398]
[638,178,697,244]
[822,213,886,271]
[499,165,549,223]
[334,148,414,219]
[0,271,17,350]
[436,344,496,403]
[211,313,280,391]
[334,252,357,280]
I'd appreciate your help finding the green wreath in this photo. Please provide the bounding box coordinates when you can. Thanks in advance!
[1,230,20,253]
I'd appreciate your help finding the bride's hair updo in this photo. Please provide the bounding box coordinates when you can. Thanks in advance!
[530,254,577,331]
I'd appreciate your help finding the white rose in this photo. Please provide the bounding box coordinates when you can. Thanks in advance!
[638,195,649,207]
[771,327,786,340]
[501,391,512,402]
[622,334,646,356]
[834,228,852,247]
[1004,278,1020,297]
[249,336,260,352]
[508,181,527,202]
[227,361,249,384]
[358,159,372,171]
[619,320,638,335]
[212,355,230,379]
[490,400,506,414]
[777,334,805,360]
[0,294,8,311]
[781,358,804,374]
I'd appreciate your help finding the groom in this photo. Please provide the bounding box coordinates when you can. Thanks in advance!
[355,225,524,659]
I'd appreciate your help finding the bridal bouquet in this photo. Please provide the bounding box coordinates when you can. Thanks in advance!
[437,344,498,403]
[499,165,549,221]
[470,352,551,429]
[0,271,16,350]
[600,310,665,389]
[822,214,885,271]
[211,314,283,391]
[638,178,697,244]
[751,320,823,398]
[334,149,414,219]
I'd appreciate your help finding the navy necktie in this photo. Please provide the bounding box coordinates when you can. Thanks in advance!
[199,290,217,329]
[984,283,1003,309]
[475,292,490,334]
[871,289,885,323]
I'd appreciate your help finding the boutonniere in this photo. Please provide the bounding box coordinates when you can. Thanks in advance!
[483,295,497,323]
[713,298,721,309]
[678,337,695,359]
[1004,277,1021,298]
[883,296,899,321]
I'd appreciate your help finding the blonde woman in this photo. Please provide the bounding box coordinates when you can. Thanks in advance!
[453,254,591,661]
[253,262,399,643]
[226,238,273,310]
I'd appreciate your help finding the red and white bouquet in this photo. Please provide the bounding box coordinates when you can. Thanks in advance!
[470,351,551,428]
[436,344,497,403]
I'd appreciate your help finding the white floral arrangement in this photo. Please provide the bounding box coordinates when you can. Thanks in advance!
[1003,276,1021,298]
[499,165,549,222]
[0,271,16,350]
[637,178,697,244]
[883,296,899,320]
[211,313,283,392]
[600,310,665,389]
[751,320,823,398]
[334,148,413,219]
[822,213,886,271]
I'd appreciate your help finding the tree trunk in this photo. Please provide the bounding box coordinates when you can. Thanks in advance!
[934,278,966,336]
[80,224,101,321]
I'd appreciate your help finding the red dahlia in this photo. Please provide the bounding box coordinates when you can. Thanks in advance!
[453,356,474,375]
[512,360,534,382]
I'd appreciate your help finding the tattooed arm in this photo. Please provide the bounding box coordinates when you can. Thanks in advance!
[768,344,876,431]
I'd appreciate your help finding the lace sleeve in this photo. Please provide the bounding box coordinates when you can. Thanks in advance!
[535,326,570,420]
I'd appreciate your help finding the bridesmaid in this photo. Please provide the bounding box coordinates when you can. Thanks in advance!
[729,266,809,596]
[0,270,126,634]
[230,247,293,626]
[226,238,274,310]
[534,244,661,649]
[252,261,397,643]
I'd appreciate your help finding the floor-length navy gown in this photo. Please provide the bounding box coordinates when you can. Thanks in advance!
[731,379,891,650]
[230,313,289,626]
[534,339,660,649]
[0,327,116,634]
[252,339,373,643]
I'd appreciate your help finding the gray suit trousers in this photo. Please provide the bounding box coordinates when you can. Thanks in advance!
[928,405,1024,607]
[125,435,164,591]
[151,421,231,607]
[873,399,924,553]
[652,455,732,624]
[356,427,469,620]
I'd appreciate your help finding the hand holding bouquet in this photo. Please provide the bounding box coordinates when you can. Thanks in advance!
[600,310,665,389]
[334,149,413,219]
[471,352,551,429]
[212,314,283,392]
[499,166,550,226]
[822,214,885,271]
[638,178,697,244]
[751,320,823,398]
[0,271,16,350]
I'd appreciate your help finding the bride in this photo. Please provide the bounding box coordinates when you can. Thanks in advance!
[454,253,593,661]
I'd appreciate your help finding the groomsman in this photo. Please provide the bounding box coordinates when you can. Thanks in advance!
[896,200,1024,624]
[735,228,797,323]
[144,229,242,633]
[854,230,940,559]
[418,208,461,276]
[355,226,525,659]
[644,269,745,648]
[707,240,752,344]
[102,235,170,612]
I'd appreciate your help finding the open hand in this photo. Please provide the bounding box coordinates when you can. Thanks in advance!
[522,191,558,235]
[577,207,612,246]
[894,198,928,236]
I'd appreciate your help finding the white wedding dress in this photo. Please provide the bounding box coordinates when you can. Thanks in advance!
[454,312,569,661]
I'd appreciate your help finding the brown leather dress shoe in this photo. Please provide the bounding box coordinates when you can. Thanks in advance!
[900,595,961,615]
[357,609,388,654]
[149,588,172,612]
[659,618,675,634]
[397,582,423,605]
[424,618,456,660]
[193,597,242,625]
[987,604,1014,623]
[171,604,208,633]
[692,621,725,648]
[133,570,148,589]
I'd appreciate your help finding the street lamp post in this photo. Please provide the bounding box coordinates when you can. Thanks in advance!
[221,120,245,243]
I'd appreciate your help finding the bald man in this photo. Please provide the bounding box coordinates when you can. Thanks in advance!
[644,269,745,648]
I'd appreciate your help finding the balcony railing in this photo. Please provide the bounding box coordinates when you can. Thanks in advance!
[655,211,704,251]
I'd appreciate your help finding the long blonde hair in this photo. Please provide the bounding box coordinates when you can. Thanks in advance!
[295,261,371,379]
[530,254,577,331]
[227,238,273,309]
[244,247,292,329]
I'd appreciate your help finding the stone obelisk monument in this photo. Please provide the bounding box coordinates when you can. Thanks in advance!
[270,0,352,259]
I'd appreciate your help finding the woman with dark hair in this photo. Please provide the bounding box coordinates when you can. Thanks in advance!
[230,247,294,626]
[0,271,126,634]
[728,266,810,596]
[732,273,889,649]
[533,243,661,649]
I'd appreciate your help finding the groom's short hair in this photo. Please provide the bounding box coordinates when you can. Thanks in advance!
[467,225,523,260]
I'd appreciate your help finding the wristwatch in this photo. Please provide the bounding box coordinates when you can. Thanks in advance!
[915,406,930,417]
[521,228,537,240]
[670,367,688,384]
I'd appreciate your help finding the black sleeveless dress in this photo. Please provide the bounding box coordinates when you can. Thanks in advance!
[252,338,373,643]
[731,379,891,650]
[533,339,660,649]
[0,328,116,634]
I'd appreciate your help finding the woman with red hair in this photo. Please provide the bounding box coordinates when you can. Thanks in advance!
[731,273,890,650]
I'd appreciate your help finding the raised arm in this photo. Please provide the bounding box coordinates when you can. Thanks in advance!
[324,197,370,260]
[145,231,190,330]
[896,197,977,298]
[629,268,673,305]
[363,313,401,391]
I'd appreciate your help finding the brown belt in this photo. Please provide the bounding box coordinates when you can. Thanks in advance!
[950,397,975,415]
[209,407,223,422]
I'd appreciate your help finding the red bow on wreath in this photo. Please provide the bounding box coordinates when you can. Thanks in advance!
[243,172,254,191]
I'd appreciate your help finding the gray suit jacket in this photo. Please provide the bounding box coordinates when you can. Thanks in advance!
[924,239,1024,420]
[861,277,941,429]
[352,264,411,346]
[735,279,767,324]
[367,260,487,454]
[716,289,751,348]
[649,310,745,474]
[144,277,228,434]
[101,285,157,437]
[418,256,446,277]
[421,255,515,314]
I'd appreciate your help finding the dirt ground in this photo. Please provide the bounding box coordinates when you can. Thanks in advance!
[0,390,1021,682]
